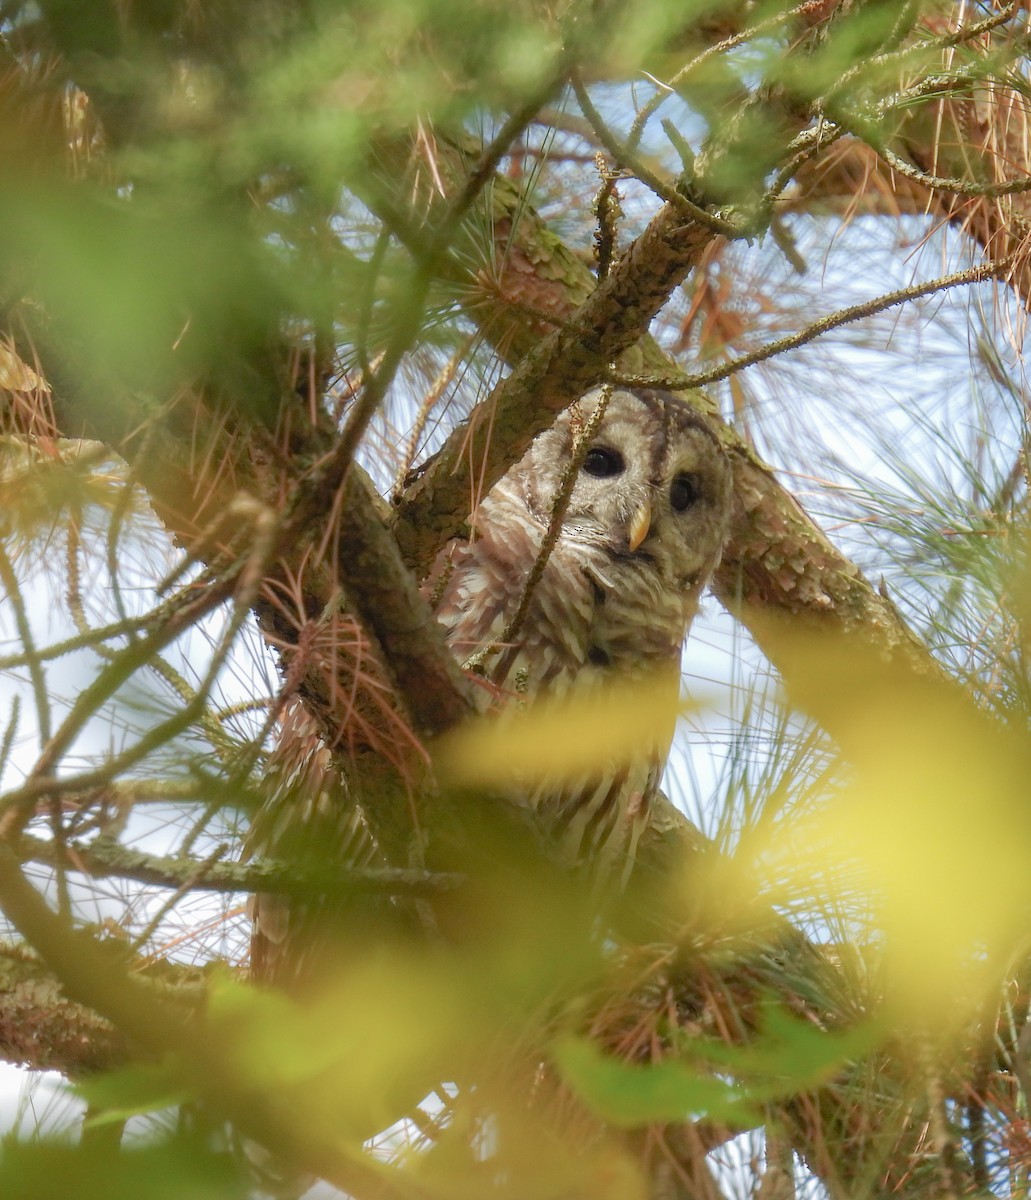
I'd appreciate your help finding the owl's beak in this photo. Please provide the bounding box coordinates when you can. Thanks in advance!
[628,500,651,551]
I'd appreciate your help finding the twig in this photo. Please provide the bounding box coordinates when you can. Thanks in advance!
[869,139,1031,200]
[129,841,232,952]
[18,832,463,897]
[875,55,1014,119]
[0,608,180,672]
[354,225,390,381]
[592,157,623,282]
[922,1041,962,1200]
[0,697,19,780]
[391,331,479,503]
[611,256,1016,392]
[946,0,1021,46]
[571,72,740,237]
[0,572,242,839]
[106,462,140,633]
[625,2,812,152]
[828,0,1021,104]
[762,121,847,210]
[144,650,245,765]
[0,543,50,747]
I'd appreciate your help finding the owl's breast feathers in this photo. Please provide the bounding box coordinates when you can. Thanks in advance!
[430,496,676,872]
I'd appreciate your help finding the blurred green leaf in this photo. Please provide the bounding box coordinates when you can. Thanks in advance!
[438,672,688,788]
[74,1060,189,1126]
[0,1137,246,1200]
[685,1004,879,1090]
[205,959,488,1142]
[755,626,1031,1028]
[554,1035,760,1127]
[556,1005,876,1128]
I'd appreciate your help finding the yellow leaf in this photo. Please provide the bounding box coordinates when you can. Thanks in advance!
[438,672,689,789]
[753,623,1031,1030]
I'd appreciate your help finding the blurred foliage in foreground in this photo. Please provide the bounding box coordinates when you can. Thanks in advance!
[2,1,1031,1198]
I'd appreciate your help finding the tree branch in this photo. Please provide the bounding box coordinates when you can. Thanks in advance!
[610,256,1015,392]
[392,176,726,573]
[0,941,128,1073]
[387,134,943,679]
[16,833,463,897]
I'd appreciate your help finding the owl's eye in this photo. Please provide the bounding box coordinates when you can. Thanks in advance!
[670,473,698,512]
[582,447,624,478]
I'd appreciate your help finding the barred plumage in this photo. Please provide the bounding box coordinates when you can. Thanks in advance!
[250,387,732,983]
[432,387,733,874]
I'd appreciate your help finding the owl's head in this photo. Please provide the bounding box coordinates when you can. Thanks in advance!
[521,388,733,590]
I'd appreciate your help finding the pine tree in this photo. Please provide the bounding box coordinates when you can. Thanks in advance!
[1,3,1029,1196]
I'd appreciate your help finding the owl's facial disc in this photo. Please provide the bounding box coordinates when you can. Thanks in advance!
[522,388,731,586]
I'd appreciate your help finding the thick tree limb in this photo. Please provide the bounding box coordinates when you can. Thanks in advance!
[0,942,126,1074]
[315,474,475,738]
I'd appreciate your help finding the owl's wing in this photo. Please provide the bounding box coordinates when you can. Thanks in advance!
[430,498,595,673]
[430,535,513,660]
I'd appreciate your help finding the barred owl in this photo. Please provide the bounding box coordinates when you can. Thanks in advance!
[251,387,731,979]
[432,386,733,875]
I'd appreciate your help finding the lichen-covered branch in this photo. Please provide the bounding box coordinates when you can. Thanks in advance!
[16,834,462,897]
[394,187,720,569]
[0,942,126,1074]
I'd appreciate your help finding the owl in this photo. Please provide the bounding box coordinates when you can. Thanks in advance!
[251,387,731,980]
[432,386,733,876]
